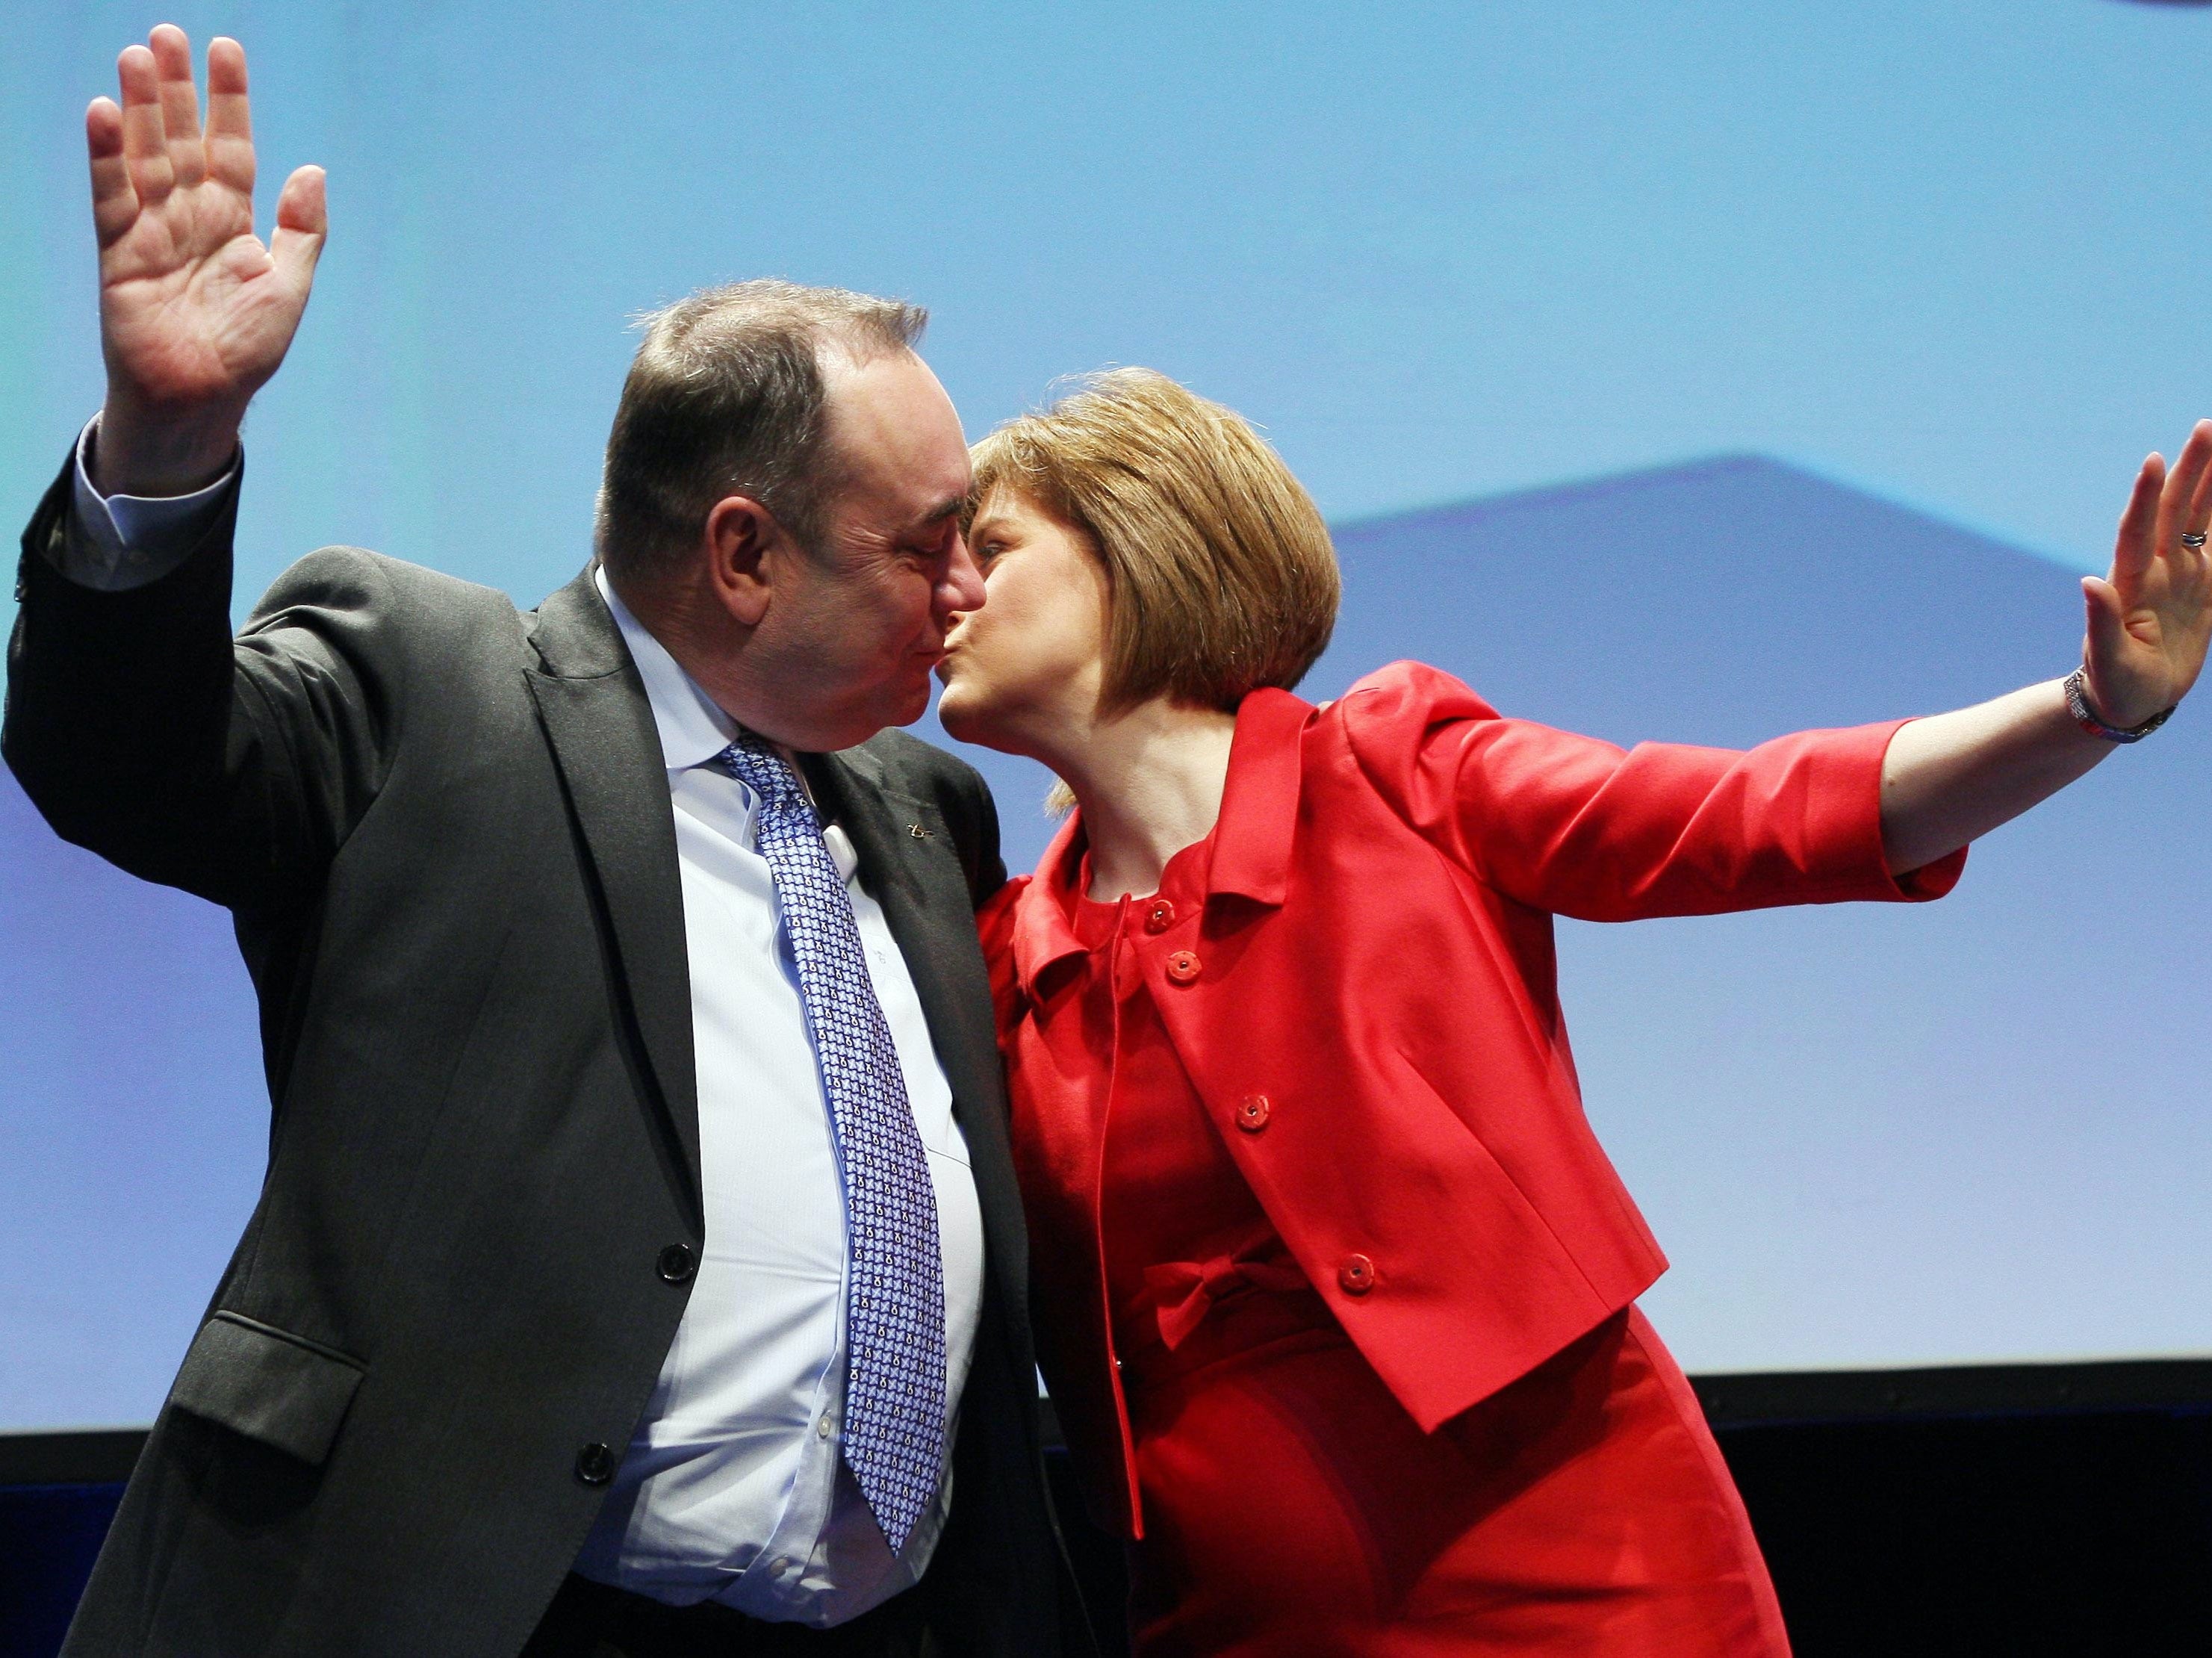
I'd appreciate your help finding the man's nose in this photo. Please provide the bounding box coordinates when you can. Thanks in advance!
[941,533,987,617]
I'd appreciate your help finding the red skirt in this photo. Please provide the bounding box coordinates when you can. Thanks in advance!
[1117,1286,1790,1657]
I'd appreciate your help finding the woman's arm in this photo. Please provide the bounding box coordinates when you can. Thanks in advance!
[1881,423,2212,875]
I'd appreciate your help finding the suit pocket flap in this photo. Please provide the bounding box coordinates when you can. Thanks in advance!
[170,1312,366,1465]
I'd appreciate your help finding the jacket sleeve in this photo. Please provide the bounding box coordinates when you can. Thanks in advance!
[4,451,408,914]
[1337,659,1964,922]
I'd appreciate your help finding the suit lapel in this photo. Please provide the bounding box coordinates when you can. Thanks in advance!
[802,748,1031,1335]
[524,567,702,1215]
[516,573,1019,1316]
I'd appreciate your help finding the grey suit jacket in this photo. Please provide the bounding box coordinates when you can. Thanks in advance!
[3,454,1070,1657]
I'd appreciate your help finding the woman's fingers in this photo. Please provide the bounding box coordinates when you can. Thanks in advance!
[2164,421,2212,544]
[203,36,254,194]
[149,25,205,190]
[2112,453,2164,596]
[116,44,174,206]
[86,98,137,250]
[2182,420,2212,544]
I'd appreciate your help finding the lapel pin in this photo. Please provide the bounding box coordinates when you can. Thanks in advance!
[908,823,934,840]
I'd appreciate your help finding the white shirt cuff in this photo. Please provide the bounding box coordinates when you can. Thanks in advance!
[61,415,238,592]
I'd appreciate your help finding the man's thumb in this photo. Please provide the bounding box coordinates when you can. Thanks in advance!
[270,164,326,289]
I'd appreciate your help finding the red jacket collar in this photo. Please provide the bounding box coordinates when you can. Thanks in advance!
[1009,687,1314,1002]
[1207,686,1311,906]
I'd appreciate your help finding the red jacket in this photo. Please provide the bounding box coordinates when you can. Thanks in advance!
[983,661,1964,1451]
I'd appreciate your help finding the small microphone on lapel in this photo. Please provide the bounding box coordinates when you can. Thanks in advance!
[907,823,934,840]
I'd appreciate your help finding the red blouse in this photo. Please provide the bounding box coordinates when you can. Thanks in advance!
[1001,831,1307,1534]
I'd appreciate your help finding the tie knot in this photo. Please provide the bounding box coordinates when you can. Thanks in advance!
[716,734,810,821]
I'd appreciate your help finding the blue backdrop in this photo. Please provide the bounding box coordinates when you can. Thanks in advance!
[4,1,2209,1428]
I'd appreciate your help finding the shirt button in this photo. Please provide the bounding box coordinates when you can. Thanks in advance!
[1236,1094,1271,1133]
[817,1414,833,1439]
[1338,1254,1376,1296]
[1144,898,1175,934]
[656,1243,697,1284]
[1165,950,1202,985]
[574,1442,615,1485]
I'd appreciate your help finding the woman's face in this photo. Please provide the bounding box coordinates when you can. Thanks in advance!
[936,488,1110,757]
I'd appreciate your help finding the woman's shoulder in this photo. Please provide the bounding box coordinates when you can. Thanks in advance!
[1303,662,1508,767]
[1326,659,1502,721]
[978,873,1034,940]
[972,875,1028,1029]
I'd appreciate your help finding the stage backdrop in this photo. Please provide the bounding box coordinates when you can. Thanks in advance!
[5,1,2210,1429]
[5,453,2208,1429]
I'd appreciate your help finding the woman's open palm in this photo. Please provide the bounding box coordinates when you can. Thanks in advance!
[90,27,323,462]
[2086,421,2212,729]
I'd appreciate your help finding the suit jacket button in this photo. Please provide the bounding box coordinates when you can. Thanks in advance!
[657,1243,698,1284]
[1144,898,1176,934]
[575,1442,615,1485]
[1165,950,1202,985]
[1236,1094,1271,1132]
[1338,1254,1376,1295]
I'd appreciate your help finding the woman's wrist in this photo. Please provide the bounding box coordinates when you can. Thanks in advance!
[2064,666,2174,743]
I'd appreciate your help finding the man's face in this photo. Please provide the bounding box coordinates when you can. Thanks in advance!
[753,349,983,751]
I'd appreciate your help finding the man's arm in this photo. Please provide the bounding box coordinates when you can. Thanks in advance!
[1880,423,2212,874]
[2,26,364,908]
[59,416,238,592]
[84,25,323,499]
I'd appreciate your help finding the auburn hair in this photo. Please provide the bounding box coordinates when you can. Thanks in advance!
[968,369,1340,715]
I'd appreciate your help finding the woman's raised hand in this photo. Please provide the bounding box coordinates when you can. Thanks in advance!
[2084,422,2212,730]
[87,26,324,495]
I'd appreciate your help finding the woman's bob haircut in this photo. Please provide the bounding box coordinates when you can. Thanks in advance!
[967,368,1340,715]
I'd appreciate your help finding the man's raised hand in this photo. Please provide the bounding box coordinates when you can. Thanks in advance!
[89,26,324,496]
[2084,420,2212,730]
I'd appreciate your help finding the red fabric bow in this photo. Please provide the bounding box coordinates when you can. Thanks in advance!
[1140,1252,1313,1350]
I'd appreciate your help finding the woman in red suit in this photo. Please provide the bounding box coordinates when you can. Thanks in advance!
[936,370,2212,1657]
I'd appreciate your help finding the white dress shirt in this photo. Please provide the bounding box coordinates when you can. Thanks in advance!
[62,423,989,1625]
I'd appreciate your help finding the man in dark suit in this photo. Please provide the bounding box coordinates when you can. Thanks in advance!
[6,26,1072,1657]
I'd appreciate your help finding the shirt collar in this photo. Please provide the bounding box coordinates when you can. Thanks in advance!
[1008,686,1314,1002]
[594,566,740,771]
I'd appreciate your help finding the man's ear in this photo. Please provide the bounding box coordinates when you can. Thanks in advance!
[703,494,785,628]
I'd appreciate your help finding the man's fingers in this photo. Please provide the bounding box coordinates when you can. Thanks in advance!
[86,99,137,249]
[2111,453,2164,594]
[270,165,328,292]
[149,24,205,189]
[116,44,175,204]
[203,36,254,193]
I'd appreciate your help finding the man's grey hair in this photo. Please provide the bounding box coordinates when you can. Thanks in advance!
[594,279,928,581]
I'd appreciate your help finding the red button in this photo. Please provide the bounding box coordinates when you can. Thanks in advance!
[1144,898,1176,934]
[1338,1254,1376,1295]
[1165,950,1202,985]
[1236,1094,1271,1132]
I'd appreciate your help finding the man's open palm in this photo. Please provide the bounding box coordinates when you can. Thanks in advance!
[90,26,323,492]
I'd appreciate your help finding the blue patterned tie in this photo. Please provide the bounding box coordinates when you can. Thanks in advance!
[716,733,946,1553]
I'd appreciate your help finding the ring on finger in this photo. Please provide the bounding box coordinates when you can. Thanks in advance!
[2183,531,2208,549]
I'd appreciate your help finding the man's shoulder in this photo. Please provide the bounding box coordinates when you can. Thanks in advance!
[252,546,521,624]
[848,726,991,804]
[843,729,1004,875]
